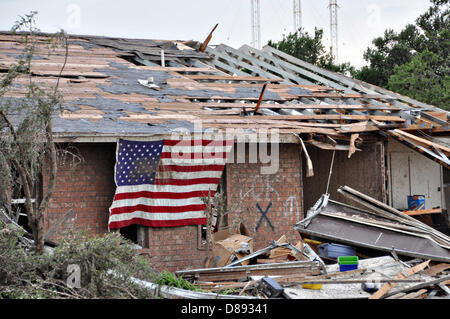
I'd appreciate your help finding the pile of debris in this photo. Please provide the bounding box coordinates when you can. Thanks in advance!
[171,186,450,299]
[296,186,450,262]
[173,235,449,299]
[176,232,324,298]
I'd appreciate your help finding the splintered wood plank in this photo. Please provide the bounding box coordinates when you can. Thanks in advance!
[197,82,333,91]
[391,129,450,155]
[185,74,282,82]
[369,260,430,299]
[130,65,218,73]
[400,124,448,133]
[60,112,103,121]
[167,92,399,101]
[177,264,321,282]
[185,114,405,123]
[384,275,450,298]
[242,114,404,122]
[424,111,448,121]
[136,102,394,112]
[0,60,111,69]
[225,126,340,135]
[190,103,400,111]
[386,293,407,299]
[388,130,450,169]
[399,289,428,299]
[424,263,450,277]
[403,208,442,216]
[30,69,109,78]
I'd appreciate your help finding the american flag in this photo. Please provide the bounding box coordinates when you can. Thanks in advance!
[108,137,233,229]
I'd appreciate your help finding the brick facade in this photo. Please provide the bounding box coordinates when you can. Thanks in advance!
[44,142,304,272]
[225,143,304,251]
[142,226,207,271]
[44,143,116,242]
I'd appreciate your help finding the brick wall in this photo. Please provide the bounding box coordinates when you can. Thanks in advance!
[142,143,304,271]
[142,226,207,272]
[44,142,303,272]
[44,143,116,242]
[225,143,304,251]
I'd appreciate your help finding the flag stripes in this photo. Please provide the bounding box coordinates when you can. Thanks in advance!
[108,138,233,229]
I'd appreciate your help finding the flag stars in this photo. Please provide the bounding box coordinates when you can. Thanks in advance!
[116,140,164,186]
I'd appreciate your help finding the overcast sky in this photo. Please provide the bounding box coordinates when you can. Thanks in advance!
[0,0,432,67]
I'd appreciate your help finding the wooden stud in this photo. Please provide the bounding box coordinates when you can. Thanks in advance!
[254,83,268,114]
[199,24,218,52]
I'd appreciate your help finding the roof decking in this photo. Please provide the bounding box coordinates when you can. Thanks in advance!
[1,32,449,146]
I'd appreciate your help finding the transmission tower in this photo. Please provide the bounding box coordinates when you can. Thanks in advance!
[328,0,339,62]
[293,0,302,33]
[251,0,261,49]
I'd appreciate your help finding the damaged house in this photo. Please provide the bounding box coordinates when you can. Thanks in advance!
[1,31,449,273]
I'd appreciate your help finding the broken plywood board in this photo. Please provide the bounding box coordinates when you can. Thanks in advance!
[382,274,450,299]
[283,256,415,299]
[175,260,321,282]
[369,259,430,299]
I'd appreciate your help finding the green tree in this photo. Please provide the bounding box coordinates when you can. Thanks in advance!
[267,28,355,75]
[0,12,67,254]
[355,0,449,97]
[387,49,450,110]
[354,25,425,87]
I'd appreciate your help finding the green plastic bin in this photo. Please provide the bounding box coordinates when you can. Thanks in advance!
[338,256,358,272]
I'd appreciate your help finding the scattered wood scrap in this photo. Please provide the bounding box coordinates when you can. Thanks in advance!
[172,226,450,299]
[403,208,443,216]
[369,259,431,299]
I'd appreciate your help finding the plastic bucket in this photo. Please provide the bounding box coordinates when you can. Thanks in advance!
[407,195,425,210]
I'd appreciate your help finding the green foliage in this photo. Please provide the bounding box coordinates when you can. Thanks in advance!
[155,270,203,292]
[267,28,355,76]
[0,11,69,253]
[0,221,158,299]
[268,1,449,109]
[355,0,449,109]
[354,25,425,87]
[217,288,239,295]
[387,49,450,110]
[268,28,327,65]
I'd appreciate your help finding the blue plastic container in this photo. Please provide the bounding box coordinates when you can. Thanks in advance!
[407,195,425,210]
[338,256,359,272]
[317,243,355,259]
[339,264,358,272]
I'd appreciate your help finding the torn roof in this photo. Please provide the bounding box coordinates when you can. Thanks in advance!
[1,32,449,146]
